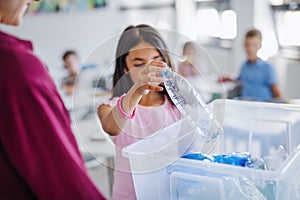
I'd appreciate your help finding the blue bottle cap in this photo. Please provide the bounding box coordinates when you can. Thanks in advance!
[160,66,170,77]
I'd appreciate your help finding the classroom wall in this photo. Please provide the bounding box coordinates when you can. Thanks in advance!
[1,1,123,79]
[1,0,299,99]
[0,0,175,82]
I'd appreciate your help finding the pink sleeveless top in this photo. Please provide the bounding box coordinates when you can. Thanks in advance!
[103,95,181,200]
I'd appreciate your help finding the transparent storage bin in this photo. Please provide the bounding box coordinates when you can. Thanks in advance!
[122,99,300,200]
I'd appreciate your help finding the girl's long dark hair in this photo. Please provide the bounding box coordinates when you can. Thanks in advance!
[112,24,175,100]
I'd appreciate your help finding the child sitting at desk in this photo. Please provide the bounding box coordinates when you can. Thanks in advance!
[61,50,80,95]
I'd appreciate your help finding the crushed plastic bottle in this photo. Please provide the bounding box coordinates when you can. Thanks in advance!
[263,145,288,170]
[213,152,251,166]
[181,153,214,162]
[245,158,266,170]
[181,152,251,167]
[160,67,223,146]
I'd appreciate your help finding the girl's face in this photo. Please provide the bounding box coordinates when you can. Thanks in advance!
[125,41,163,83]
[0,0,35,26]
[183,45,195,58]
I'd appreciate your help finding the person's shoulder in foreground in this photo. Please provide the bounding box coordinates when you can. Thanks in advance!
[0,0,106,199]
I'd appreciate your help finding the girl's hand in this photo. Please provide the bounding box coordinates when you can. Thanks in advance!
[132,61,167,95]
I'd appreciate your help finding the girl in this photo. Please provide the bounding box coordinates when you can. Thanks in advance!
[97,24,181,200]
[178,41,201,77]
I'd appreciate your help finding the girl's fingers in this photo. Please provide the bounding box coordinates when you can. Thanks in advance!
[145,61,167,72]
[139,72,165,85]
[142,64,167,77]
[139,83,164,92]
[135,81,164,95]
[147,76,165,83]
[148,84,164,91]
[145,60,166,67]
[148,61,167,67]
[148,66,166,74]
[135,61,167,94]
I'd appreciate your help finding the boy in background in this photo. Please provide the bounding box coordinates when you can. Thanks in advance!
[220,28,281,101]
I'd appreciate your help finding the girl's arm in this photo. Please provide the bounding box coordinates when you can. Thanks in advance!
[98,61,166,136]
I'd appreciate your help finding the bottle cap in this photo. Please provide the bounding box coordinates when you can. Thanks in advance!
[160,66,170,77]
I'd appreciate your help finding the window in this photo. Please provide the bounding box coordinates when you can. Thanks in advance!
[276,11,300,46]
[220,10,237,39]
[119,0,176,30]
[270,0,300,58]
[195,0,237,47]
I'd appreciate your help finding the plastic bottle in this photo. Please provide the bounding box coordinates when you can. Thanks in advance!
[245,158,266,169]
[263,145,288,170]
[181,153,214,162]
[160,67,223,146]
[181,152,251,167]
[212,152,251,166]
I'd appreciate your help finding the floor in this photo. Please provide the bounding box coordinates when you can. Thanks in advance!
[86,160,112,199]
[75,115,115,199]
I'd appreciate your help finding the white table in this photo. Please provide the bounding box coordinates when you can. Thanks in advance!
[72,117,116,197]
[184,74,238,101]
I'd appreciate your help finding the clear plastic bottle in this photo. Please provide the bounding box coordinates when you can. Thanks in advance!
[160,67,223,152]
[245,158,266,170]
[263,145,288,170]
